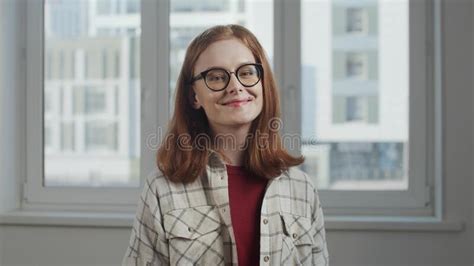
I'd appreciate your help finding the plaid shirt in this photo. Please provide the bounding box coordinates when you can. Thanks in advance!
[123,151,329,265]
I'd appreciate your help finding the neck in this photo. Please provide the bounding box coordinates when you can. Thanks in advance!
[210,124,251,166]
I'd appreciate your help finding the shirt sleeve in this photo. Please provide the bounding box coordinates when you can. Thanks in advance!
[311,186,329,266]
[122,173,170,266]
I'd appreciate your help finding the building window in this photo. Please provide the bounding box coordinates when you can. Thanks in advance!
[126,0,139,13]
[85,121,118,151]
[85,87,106,114]
[346,96,366,122]
[328,142,405,188]
[346,52,368,80]
[61,122,75,151]
[346,7,368,34]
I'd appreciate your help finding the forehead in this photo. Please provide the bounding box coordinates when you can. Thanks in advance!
[194,38,256,72]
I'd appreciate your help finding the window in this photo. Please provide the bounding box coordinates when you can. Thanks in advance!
[295,0,433,215]
[85,121,117,151]
[346,7,368,34]
[60,122,75,151]
[43,0,140,188]
[325,142,405,189]
[84,87,106,114]
[346,52,368,79]
[25,0,439,217]
[345,96,366,122]
[171,0,231,12]
[24,0,142,207]
[126,0,139,14]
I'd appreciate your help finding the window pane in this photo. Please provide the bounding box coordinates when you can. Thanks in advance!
[301,0,408,190]
[169,0,274,113]
[44,0,141,187]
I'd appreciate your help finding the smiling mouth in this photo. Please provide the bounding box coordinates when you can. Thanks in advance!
[222,99,253,107]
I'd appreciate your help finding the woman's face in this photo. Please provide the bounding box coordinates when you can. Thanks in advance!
[191,38,264,134]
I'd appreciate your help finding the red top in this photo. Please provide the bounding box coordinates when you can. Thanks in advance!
[226,164,268,266]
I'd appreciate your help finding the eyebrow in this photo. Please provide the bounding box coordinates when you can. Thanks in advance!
[199,61,256,73]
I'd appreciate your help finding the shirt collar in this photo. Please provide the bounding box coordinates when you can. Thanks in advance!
[207,149,226,170]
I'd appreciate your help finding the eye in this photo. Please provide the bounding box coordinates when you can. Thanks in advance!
[238,66,258,78]
[206,70,227,82]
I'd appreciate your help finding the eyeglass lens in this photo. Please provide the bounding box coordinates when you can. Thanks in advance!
[205,65,260,91]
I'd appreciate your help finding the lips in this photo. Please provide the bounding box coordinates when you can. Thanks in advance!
[222,97,253,105]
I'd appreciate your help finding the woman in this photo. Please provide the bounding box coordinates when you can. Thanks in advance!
[123,24,329,266]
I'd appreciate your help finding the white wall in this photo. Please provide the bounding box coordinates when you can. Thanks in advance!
[0,0,472,266]
[1,226,127,266]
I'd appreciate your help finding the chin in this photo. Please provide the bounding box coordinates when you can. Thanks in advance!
[211,113,261,129]
[229,117,259,127]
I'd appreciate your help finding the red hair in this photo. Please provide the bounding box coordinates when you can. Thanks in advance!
[157,24,304,183]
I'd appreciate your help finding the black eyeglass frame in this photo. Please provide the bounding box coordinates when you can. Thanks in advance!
[190,63,264,92]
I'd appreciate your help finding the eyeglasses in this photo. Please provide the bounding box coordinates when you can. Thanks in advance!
[190,63,263,92]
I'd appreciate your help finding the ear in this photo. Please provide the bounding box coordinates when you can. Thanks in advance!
[190,88,202,109]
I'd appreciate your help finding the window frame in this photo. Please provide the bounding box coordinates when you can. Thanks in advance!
[24,0,442,218]
[277,0,441,217]
[23,0,169,211]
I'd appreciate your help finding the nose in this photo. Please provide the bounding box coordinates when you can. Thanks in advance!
[225,72,243,93]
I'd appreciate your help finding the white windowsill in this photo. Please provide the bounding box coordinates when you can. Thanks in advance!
[326,216,465,232]
[0,210,465,232]
[0,210,134,228]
